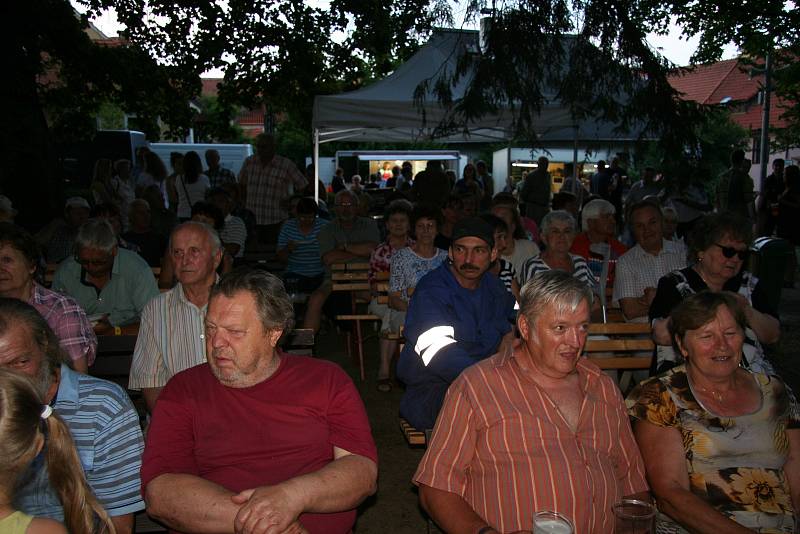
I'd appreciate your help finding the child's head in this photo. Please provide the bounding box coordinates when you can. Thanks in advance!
[0,368,45,487]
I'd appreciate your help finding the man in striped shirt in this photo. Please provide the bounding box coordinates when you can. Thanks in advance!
[129,221,222,412]
[0,299,145,534]
[415,270,648,534]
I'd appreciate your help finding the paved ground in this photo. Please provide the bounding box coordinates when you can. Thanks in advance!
[322,275,800,532]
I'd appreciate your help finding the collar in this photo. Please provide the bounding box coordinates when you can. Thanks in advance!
[55,363,80,405]
[30,283,46,305]
[500,346,605,389]
[176,274,218,311]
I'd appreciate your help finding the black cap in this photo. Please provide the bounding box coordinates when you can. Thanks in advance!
[451,217,495,249]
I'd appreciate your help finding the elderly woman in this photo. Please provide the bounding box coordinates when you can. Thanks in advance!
[0,223,95,372]
[378,205,449,392]
[628,291,800,533]
[650,211,780,375]
[518,210,595,290]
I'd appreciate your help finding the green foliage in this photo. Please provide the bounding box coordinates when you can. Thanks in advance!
[195,95,249,144]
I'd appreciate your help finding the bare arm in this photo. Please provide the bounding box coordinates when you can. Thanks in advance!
[634,420,752,533]
[276,242,296,263]
[110,513,134,534]
[145,473,240,533]
[784,429,800,514]
[620,296,650,322]
[232,448,377,534]
[142,387,162,413]
[652,317,672,346]
[419,485,496,534]
[744,305,781,345]
[388,291,408,312]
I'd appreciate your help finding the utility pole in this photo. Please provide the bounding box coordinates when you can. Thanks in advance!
[757,52,772,192]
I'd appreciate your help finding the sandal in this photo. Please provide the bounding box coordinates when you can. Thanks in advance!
[377,378,392,393]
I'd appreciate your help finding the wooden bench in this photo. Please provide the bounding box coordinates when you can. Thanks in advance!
[585,322,653,370]
[330,262,376,381]
[399,418,427,447]
[283,328,316,356]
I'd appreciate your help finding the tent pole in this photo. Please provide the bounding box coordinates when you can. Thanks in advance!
[572,126,579,194]
[313,128,320,203]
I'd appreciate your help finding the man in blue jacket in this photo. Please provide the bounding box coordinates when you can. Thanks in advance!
[398,217,517,430]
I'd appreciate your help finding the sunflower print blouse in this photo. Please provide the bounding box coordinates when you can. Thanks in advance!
[626,365,799,533]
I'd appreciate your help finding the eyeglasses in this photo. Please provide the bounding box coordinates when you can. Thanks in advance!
[713,243,750,261]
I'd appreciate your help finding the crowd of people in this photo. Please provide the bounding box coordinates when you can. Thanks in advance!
[0,141,798,534]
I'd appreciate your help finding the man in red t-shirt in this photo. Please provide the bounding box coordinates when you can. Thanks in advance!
[570,198,627,287]
[141,269,378,534]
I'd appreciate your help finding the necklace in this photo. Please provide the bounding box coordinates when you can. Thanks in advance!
[693,383,730,403]
[694,265,723,291]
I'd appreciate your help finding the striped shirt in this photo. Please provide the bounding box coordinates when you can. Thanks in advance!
[414,353,648,534]
[220,214,247,258]
[277,218,326,277]
[239,154,307,225]
[518,253,595,289]
[496,258,515,293]
[129,282,209,390]
[29,283,97,365]
[15,365,145,519]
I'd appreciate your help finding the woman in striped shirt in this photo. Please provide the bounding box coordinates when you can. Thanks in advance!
[518,210,595,292]
[277,197,326,293]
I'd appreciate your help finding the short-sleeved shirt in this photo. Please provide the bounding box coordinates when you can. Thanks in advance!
[28,283,97,365]
[239,154,307,225]
[570,232,628,287]
[52,248,160,327]
[15,365,145,520]
[612,239,686,321]
[128,282,208,390]
[495,258,516,293]
[176,174,211,218]
[627,366,797,532]
[141,356,378,534]
[277,218,326,277]
[206,165,237,188]
[318,217,381,273]
[389,246,448,301]
[369,237,414,281]
[415,353,648,533]
[518,253,595,289]
[501,239,540,278]
[220,214,247,258]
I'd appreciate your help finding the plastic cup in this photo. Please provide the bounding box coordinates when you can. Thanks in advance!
[613,499,655,534]
[533,511,574,534]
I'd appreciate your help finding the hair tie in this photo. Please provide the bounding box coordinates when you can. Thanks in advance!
[41,405,53,420]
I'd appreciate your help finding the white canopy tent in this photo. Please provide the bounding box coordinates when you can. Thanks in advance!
[310,29,645,199]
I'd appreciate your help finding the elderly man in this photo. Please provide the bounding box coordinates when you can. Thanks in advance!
[570,198,627,287]
[302,189,380,333]
[414,271,648,533]
[0,223,96,372]
[613,200,686,322]
[141,268,378,533]
[0,298,145,533]
[36,196,91,263]
[239,133,307,245]
[129,222,223,412]
[122,198,168,267]
[52,218,159,331]
[397,217,516,430]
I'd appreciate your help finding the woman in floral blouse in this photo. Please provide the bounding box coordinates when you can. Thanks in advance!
[627,291,800,533]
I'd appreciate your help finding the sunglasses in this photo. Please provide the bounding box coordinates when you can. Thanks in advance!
[713,243,750,261]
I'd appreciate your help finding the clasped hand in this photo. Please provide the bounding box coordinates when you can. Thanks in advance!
[231,484,308,534]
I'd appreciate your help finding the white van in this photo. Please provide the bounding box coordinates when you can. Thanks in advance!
[149,142,253,177]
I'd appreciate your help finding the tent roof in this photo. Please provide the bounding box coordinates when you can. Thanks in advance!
[312,29,643,144]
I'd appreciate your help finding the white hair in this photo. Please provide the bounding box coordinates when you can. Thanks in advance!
[581,199,615,231]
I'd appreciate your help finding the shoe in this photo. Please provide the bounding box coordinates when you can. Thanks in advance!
[377,378,392,392]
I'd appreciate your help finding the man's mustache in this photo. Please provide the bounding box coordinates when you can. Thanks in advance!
[459,263,480,271]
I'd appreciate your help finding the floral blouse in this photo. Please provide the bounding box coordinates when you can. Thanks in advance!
[627,365,798,533]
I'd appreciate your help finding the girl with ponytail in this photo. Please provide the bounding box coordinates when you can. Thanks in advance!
[0,369,115,534]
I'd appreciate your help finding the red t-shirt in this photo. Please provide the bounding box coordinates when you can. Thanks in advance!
[570,232,628,286]
[141,354,378,534]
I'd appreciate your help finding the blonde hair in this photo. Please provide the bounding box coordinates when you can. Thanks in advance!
[0,369,115,534]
